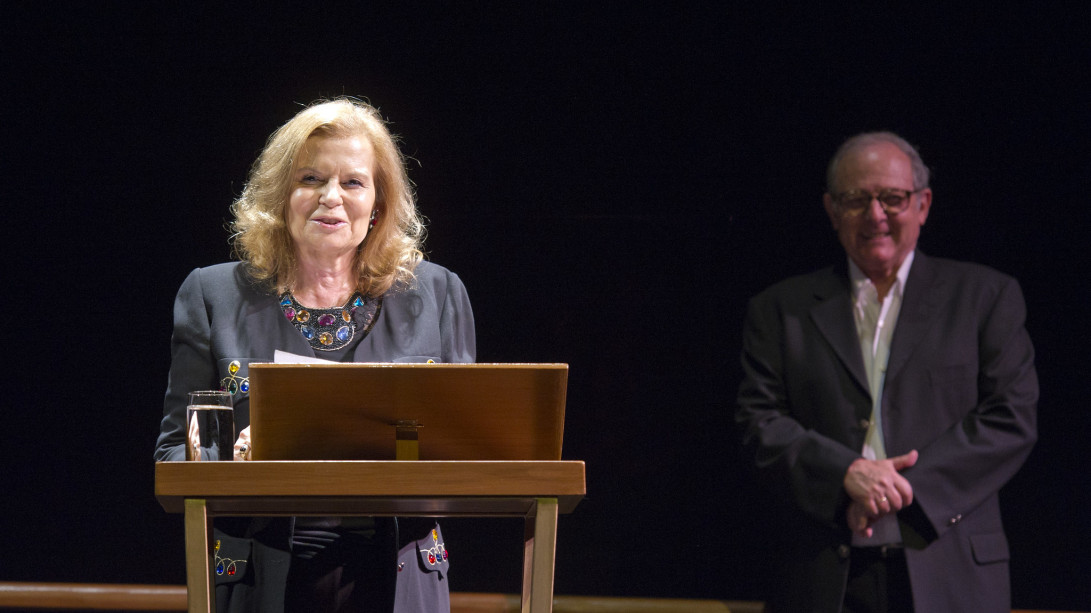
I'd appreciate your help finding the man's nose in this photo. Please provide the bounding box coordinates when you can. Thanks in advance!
[863,196,886,220]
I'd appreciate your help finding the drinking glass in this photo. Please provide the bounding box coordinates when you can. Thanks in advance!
[185,390,234,461]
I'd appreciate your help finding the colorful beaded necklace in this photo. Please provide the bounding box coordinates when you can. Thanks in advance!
[278,291,374,351]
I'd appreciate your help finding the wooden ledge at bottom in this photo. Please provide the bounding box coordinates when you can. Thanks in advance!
[0,584,1079,613]
[452,593,765,613]
[0,582,186,610]
[0,584,761,612]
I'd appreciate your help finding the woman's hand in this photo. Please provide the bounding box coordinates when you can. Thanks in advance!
[186,412,201,461]
[233,426,252,461]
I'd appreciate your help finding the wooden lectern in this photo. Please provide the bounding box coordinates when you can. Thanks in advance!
[155,364,585,613]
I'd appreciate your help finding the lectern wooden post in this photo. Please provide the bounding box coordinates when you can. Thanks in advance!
[156,460,585,613]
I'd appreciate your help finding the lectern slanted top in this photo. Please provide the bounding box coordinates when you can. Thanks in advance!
[247,362,569,461]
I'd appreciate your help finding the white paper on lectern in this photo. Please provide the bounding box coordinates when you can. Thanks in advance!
[273,350,337,365]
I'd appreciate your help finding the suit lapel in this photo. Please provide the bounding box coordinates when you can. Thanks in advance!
[886,251,942,383]
[242,293,315,359]
[809,265,870,395]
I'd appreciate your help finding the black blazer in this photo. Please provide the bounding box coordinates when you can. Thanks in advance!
[736,251,1038,613]
[154,260,476,612]
[155,260,476,461]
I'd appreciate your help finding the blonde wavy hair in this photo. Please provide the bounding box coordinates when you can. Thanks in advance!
[230,97,424,297]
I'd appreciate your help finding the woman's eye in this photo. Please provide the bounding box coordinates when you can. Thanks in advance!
[345,178,364,187]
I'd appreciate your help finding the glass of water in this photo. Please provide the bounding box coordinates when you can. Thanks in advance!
[185,390,234,461]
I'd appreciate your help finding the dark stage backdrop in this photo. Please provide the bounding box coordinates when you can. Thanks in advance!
[3,5,1089,610]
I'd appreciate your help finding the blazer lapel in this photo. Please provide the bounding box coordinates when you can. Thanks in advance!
[242,293,315,359]
[810,265,870,395]
[885,251,942,383]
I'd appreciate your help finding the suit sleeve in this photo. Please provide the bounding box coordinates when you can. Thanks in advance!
[154,268,219,461]
[901,275,1038,540]
[438,269,476,364]
[735,293,861,528]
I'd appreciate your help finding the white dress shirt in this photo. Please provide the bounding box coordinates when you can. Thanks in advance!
[849,250,915,546]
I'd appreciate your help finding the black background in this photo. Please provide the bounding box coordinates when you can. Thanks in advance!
[3,5,1089,609]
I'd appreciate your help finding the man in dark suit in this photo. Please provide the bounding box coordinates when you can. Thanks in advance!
[735,132,1038,612]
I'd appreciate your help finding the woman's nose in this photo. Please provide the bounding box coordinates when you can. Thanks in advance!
[319,180,343,206]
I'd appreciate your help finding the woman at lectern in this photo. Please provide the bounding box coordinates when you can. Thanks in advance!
[154,98,475,612]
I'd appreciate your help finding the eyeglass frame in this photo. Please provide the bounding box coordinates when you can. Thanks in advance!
[830,187,925,216]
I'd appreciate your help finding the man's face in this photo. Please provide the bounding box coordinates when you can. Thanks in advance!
[823,142,931,282]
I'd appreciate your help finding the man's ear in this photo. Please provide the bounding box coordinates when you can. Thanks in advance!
[823,193,841,230]
[915,188,933,226]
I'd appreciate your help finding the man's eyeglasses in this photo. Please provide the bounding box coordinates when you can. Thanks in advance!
[833,188,921,216]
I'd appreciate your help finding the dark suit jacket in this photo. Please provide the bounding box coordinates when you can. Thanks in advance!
[736,251,1037,613]
[154,260,476,612]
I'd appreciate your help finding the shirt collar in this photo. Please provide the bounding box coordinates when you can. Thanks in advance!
[848,250,916,303]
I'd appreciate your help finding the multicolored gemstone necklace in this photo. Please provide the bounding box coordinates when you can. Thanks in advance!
[278,290,376,351]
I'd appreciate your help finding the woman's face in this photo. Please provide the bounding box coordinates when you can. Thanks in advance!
[286,134,378,263]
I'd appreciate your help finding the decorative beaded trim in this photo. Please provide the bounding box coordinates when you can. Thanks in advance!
[421,527,449,566]
[214,539,245,577]
[221,360,249,395]
[279,291,379,351]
